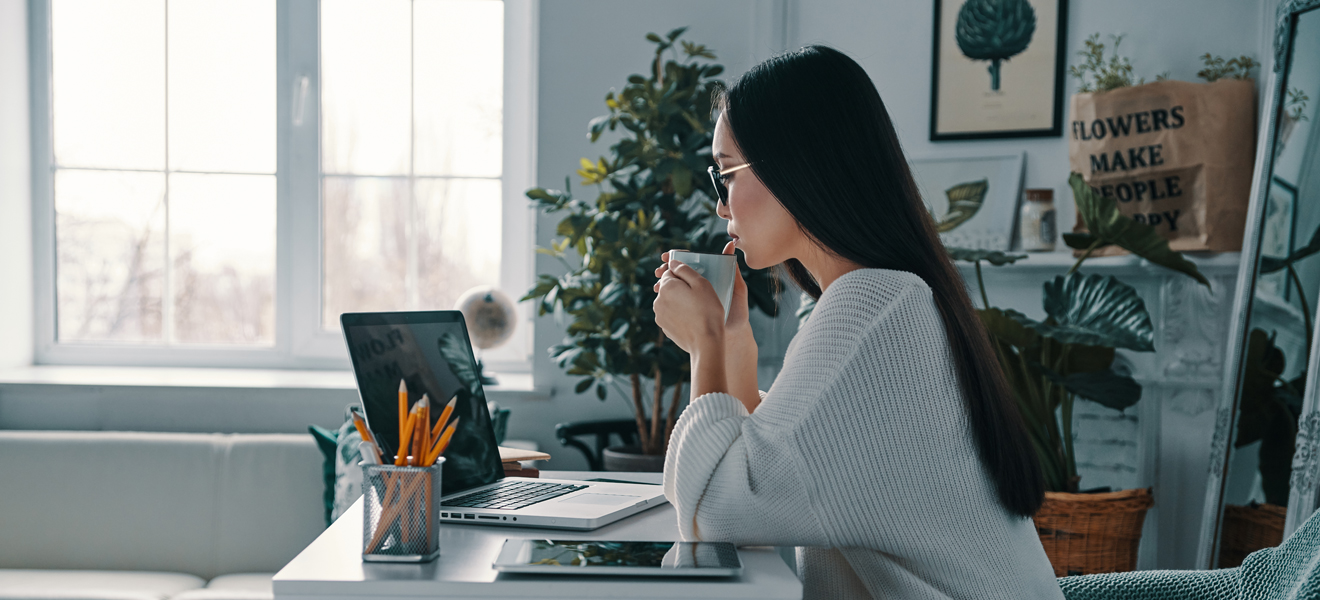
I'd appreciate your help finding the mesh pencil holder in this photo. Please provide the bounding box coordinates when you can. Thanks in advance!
[361,458,444,563]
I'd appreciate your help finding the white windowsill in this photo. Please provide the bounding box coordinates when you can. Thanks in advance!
[0,365,545,399]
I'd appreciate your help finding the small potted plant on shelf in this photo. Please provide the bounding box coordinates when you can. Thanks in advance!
[523,29,778,471]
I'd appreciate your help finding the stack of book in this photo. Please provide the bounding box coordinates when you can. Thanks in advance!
[498,446,550,478]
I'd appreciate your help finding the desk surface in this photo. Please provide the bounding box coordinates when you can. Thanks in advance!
[273,471,802,600]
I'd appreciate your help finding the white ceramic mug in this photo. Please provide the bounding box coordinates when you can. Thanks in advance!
[668,250,737,322]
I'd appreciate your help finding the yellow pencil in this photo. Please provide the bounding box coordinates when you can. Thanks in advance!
[350,408,382,463]
[430,394,458,439]
[418,394,431,462]
[425,418,460,465]
[409,405,425,465]
[397,379,408,457]
[395,404,420,466]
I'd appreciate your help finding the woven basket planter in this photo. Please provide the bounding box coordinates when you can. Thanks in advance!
[1034,487,1154,576]
[1218,502,1286,568]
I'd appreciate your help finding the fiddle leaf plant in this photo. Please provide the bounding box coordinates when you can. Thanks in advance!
[523,29,778,457]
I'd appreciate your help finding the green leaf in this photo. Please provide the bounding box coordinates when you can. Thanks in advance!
[1037,363,1142,412]
[666,27,687,41]
[1062,232,1107,251]
[671,165,693,197]
[574,378,594,394]
[1039,272,1154,351]
[979,307,1039,349]
[596,382,608,401]
[948,247,1028,266]
[932,179,988,232]
[1006,273,1155,351]
[1069,172,1209,288]
[645,32,663,43]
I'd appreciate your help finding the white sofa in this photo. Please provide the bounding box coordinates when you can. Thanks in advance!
[0,431,326,600]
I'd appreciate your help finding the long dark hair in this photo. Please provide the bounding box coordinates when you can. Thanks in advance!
[720,46,1043,517]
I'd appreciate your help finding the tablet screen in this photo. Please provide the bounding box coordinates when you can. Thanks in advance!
[500,540,742,574]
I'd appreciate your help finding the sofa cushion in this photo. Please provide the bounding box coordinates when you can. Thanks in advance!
[0,569,204,600]
[168,574,272,600]
[0,432,324,579]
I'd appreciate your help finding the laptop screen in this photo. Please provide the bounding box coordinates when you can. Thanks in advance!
[341,311,503,495]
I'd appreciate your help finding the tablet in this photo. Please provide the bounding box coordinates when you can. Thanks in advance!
[492,539,742,577]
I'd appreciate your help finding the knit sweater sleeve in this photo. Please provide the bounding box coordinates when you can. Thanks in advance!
[662,390,831,545]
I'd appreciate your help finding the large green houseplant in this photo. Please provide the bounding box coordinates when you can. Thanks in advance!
[523,29,778,457]
[963,173,1209,492]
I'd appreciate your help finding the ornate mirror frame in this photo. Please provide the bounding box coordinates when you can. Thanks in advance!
[1197,0,1320,569]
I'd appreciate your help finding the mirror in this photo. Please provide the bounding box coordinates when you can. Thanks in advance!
[1198,1,1320,569]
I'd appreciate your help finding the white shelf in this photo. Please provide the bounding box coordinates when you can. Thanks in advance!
[955,250,1243,278]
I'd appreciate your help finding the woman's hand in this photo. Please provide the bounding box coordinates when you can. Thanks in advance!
[653,252,726,355]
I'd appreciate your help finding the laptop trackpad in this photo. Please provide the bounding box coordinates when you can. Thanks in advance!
[559,493,637,506]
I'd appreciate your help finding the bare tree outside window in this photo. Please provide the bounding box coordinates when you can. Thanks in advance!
[51,0,276,347]
[320,0,504,331]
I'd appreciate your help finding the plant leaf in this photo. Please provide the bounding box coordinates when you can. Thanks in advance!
[979,307,1039,349]
[1036,363,1142,412]
[933,179,988,233]
[1040,272,1155,351]
[948,247,1028,266]
[575,378,594,394]
[1062,232,1109,251]
[1069,172,1209,288]
[1006,273,1155,351]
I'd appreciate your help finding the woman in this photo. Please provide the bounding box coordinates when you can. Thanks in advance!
[653,46,1063,599]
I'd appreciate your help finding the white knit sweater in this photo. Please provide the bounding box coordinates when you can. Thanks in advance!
[663,268,1064,599]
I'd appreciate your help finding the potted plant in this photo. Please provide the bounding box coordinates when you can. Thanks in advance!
[954,173,1206,575]
[523,29,778,470]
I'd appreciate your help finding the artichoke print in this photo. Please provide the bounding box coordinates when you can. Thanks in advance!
[955,0,1036,91]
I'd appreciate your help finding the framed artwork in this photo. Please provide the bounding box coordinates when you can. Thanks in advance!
[930,0,1068,141]
[1257,176,1299,303]
[910,152,1025,251]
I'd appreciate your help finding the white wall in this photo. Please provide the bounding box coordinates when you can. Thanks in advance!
[0,0,33,370]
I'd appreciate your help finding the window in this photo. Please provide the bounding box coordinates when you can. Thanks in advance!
[31,0,535,370]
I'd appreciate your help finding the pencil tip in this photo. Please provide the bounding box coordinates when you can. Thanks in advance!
[399,379,407,392]
[446,396,457,407]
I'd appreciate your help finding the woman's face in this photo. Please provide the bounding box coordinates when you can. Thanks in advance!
[712,114,804,270]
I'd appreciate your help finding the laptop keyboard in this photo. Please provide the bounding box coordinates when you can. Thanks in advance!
[443,480,589,511]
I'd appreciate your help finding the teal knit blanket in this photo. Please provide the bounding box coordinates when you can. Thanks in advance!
[1059,510,1320,600]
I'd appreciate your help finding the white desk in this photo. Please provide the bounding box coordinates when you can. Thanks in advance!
[273,471,803,600]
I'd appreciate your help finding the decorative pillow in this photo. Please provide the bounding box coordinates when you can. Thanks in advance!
[330,417,363,522]
[308,425,339,527]
[308,407,364,527]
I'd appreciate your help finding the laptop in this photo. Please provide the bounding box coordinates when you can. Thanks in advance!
[340,310,668,530]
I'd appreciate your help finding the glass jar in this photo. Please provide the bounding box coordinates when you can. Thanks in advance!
[1019,189,1056,252]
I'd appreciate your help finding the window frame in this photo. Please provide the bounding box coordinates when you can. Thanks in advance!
[29,0,537,371]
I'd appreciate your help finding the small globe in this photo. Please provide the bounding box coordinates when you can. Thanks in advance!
[454,286,517,350]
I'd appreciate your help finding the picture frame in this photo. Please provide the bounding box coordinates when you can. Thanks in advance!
[909,152,1026,251]
[929,0,1069,141]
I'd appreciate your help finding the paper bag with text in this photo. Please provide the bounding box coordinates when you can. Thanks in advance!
[1069,79,1256,254]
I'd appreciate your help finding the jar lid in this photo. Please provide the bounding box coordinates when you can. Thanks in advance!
[1025,188,1053,202]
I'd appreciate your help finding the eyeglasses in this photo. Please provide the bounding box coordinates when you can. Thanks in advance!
[707,163,753,206]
